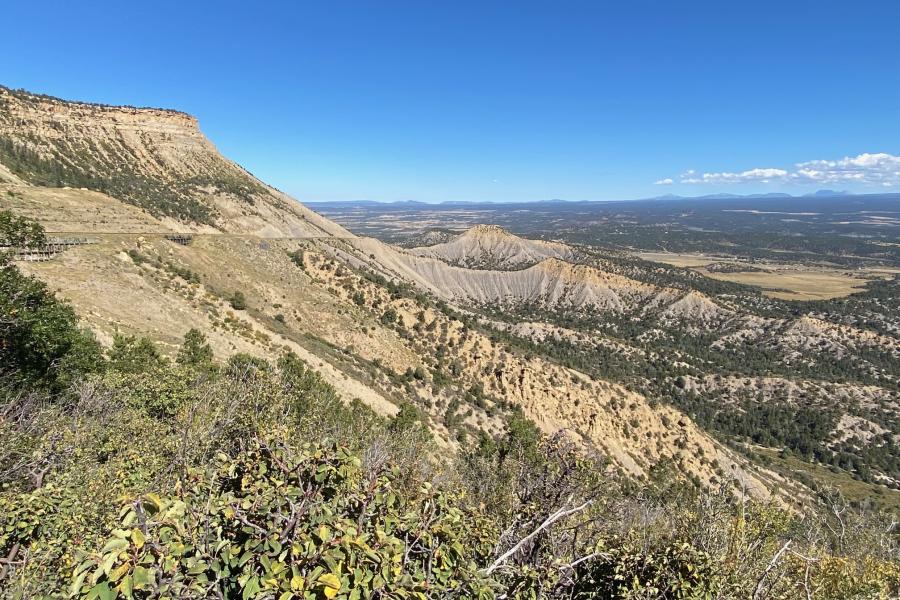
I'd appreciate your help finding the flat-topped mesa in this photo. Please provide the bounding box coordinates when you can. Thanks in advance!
[2,87,198,122]
[0,86,204,159]
[0,86,352,238]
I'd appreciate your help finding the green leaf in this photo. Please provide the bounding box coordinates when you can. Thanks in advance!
[242,575,261,599]
[290,574,305,591]
[132,566,152,590]
[131,528,145,549]
[100,538,129,554]
[70,568,90,596]
[118,574,134,599]
[260,554,272,573]
[319,573,342,599]
[86,582,113,600]
[109,562,131,583]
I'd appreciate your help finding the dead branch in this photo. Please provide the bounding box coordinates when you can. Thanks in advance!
[485,499,593,575]
[752,539,792,600]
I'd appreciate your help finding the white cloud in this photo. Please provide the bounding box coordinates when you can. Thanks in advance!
[791,153,900,185]
[658,152,900,187]
[654,177,674,185]
[680,168,788,184]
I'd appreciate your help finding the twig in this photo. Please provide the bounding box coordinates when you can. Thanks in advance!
[753,540,792,600]
[231,506,267,535]
[560,551,610,571]
[485,499,593,575]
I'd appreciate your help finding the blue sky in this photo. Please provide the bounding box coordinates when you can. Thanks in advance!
[2,1,899,202]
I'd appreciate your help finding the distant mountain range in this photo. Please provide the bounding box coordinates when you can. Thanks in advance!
[649,189,851,201]
[306,189,863,207]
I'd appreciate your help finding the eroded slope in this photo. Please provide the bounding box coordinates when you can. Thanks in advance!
[409,224,576,269]
[0,86,349,237]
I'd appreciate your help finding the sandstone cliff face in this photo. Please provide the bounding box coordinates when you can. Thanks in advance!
[0,86,350,238]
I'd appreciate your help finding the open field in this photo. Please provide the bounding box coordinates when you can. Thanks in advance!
[635,252,723,268]
[637,251,898,300]
[700,269,868,300]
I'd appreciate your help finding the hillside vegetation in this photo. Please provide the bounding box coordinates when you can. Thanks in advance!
[1,85,899,598]
[2,214,898,598]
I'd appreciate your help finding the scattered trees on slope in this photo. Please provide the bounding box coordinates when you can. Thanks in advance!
[0,212,897,598]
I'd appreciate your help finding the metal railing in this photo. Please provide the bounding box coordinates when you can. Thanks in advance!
[2,237,93,261]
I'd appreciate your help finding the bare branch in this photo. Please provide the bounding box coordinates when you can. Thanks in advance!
[753,540,792,600]
[560,550,610,571]
[485,499,593,575]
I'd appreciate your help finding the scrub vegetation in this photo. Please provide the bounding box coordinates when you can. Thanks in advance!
[2,213,898,599]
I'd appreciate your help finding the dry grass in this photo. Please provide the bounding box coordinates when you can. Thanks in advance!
[636,252,718,268]
[637,251,895,301]
[2,184,185,233]
[700,269,869,301]
[16,234,408,417]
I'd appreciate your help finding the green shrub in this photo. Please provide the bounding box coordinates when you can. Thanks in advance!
[75,440,498,600]
[229,290,248,310]
[125,249,147,266]
[0,212,103,391]
[108,334,166,374]
[571,537,720,598]
[0,209,46,250]
[225,353,270,380]
[176,328,215,370]
[0,353,897,599]
[288,250,305,269]
[0,262,103,390]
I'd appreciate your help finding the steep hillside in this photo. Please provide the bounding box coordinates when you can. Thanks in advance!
[3,185,187,233]
[12,227,771,489]
[301,243,771,491]
[9,86,900,510]
[0,86,349,237]
[0,87,772,495]
[338,227,900,498]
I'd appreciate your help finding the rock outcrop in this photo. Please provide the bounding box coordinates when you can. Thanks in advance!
[0,86,350,238]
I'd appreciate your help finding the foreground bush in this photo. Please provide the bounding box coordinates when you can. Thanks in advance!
[2,361,898,599]
[75,439,497,599]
